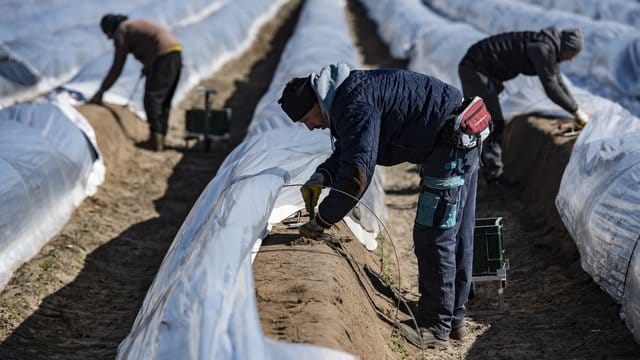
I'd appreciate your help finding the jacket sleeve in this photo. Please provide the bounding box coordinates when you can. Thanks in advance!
[316,140,341,186]
[527,42,579,114]
[99,40,128,93]
[317,104,380,226]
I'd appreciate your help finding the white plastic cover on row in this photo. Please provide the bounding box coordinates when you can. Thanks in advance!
[0,96,104,289]
[117,0,384,358]
[515,0,640,30]
[361,0,640,344]
[556,100,640,343]
[0,0,230,107]
[364,0,483,88]
[423,0,640,117]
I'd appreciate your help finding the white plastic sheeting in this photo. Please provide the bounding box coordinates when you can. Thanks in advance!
[364,0,483,88]
[515,0,640,30]
[361,0,640,344]
[423,0,640,117]
[117,0,386,357]
[0,96,104,289]
[358,0,444,59]
[556,101,640,342]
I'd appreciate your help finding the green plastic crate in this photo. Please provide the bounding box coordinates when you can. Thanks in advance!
[473,217,505,276]
[184,108,231,138]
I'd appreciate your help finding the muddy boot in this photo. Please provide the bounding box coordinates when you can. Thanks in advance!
[152,132,165,151]
[449,326,466,341]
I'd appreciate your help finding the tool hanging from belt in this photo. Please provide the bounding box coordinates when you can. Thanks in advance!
[451,96,492,150]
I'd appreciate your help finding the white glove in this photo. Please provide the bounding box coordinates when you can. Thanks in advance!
[574,108,590,128]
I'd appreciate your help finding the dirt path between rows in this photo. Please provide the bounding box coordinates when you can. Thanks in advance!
[0,1,301,359]
[0,1,638,359]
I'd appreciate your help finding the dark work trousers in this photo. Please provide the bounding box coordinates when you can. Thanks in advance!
[458,61,504,181]
[144,51,182,136]
[413,144,479,340]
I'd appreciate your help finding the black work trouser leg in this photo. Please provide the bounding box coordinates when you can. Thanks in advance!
[458,62,504,180]
[144,52,182,136]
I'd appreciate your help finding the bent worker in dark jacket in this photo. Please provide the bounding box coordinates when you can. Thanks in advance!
[459,27,586,183]
[89,14,182,151]
[278,63,492,348]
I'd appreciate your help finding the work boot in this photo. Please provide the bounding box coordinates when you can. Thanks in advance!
[152,132,165,151]
[396,322,423,348]
[396,322,448,349]
[419,328,449,349]
[449,326,466,341]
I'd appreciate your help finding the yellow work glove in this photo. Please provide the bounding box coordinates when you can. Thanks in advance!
[300,172,324,214]
[574,108,590,129]
[299,218,325,239]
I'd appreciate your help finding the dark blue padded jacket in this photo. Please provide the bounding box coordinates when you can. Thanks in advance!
[316,68,462,226]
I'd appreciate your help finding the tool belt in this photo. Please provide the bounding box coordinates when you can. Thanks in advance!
[441,96,492,149]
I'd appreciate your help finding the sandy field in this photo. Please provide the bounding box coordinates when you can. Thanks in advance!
[0,1,638,359]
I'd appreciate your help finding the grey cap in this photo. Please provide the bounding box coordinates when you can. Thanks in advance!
[560,28,584,55]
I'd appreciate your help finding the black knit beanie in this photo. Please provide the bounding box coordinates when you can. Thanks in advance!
[100,14,129,35]
[278,76,316,122]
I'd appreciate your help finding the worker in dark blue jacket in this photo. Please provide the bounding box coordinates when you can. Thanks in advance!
[278,63,492,348]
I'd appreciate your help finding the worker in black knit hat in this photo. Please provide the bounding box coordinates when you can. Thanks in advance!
[458,27,586,185]
[279,63,493,349]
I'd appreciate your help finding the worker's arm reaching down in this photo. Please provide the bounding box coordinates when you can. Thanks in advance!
[313,105,379,228]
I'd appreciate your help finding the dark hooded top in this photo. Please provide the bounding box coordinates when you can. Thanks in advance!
[315,68,462,226]
[460,27,578,113]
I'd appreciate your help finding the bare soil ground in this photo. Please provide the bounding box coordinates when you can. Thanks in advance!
[0,1,639,359]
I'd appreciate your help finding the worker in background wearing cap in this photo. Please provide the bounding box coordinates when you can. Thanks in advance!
[278,63,493,349]
[89,14,182,151]
[458,27,586,185]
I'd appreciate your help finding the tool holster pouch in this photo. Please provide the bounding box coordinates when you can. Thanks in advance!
[415,173,464,229]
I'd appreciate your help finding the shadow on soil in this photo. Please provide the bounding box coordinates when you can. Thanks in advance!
[224,2,302,147]
[345,0,408,69]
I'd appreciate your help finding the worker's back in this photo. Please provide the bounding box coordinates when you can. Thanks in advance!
[113,19,181,68]
[331,68,462,166]
[461,28,561,82]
